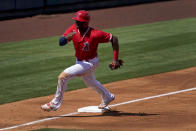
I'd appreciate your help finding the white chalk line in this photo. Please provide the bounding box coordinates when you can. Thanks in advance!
[109,87,196,107]
[1,87,196,131]
[0,112,80,131]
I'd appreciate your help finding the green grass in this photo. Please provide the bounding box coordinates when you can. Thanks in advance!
[0,18,196,104]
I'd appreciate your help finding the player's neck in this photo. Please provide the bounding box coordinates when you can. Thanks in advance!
[78,27,89,35]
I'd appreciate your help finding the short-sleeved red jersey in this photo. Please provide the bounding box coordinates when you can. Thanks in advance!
[63,24,112,61]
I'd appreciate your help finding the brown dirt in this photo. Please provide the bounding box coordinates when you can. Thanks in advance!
[0,0,196,43]
[1,67,196,131]
[0,0,196,131]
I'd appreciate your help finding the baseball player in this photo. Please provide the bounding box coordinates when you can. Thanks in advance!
[41,10,122,111]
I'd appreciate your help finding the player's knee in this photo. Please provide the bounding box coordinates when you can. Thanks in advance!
[58,72,71,81]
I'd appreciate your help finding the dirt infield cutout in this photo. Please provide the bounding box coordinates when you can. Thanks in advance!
[0,67,196,131]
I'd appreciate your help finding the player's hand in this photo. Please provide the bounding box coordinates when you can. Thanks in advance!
[109,59,123,70]
[66,32,76,41]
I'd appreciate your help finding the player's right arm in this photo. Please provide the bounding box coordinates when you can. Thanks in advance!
[59,24,76,46]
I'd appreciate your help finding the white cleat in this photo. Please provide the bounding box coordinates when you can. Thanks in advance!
[41,102,57,112]
[98,94,115,109]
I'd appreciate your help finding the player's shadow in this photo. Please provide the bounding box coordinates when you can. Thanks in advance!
[101,110,159,117]
[43,111,159,119]
[62,110,159,117]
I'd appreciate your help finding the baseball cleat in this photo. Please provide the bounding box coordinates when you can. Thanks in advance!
[98,94,115,109]
[41,102,57,112]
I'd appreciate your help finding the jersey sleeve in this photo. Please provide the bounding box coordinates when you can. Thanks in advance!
[95,30,113,43]
[63,24,76,38]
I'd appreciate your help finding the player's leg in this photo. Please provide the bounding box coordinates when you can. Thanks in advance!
[51,72,73,108]
[82,73,115,109]
[41,61,95,111]
[41,71,74,111]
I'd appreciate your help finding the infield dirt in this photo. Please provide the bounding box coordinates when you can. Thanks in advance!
[1,67,196,131]
[0,0,196,131]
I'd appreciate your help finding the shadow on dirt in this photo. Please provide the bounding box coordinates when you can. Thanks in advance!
[47,110,159,118]
[101,110,159,117]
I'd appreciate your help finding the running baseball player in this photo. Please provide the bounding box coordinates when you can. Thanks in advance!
[41,10,123,111]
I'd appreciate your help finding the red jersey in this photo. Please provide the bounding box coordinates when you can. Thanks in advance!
[63,24,112,61]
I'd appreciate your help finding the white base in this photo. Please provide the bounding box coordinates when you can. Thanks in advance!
[77,106,110,113]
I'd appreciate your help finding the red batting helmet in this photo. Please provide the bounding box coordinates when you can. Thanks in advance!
[72,10,90,22]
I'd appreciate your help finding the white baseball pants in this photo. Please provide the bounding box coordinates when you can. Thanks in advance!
[51,57,113,110]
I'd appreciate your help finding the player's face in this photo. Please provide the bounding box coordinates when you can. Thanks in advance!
[75,21,88,31]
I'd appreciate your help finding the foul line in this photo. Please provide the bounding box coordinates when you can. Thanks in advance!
[109,87,196,107]
[0,112,80,131]
[1,87,196,131]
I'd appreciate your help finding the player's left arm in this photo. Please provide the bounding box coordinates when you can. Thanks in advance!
[96,30,123,70]
[110,35,123,70]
